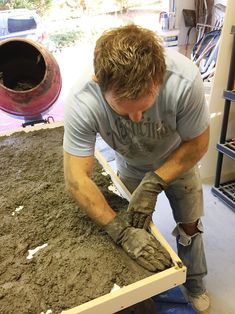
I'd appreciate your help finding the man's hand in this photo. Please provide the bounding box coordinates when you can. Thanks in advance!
[127,172,168,229]
[104,214,172,272]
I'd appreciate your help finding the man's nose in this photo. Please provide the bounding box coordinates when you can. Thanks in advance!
[129,111,142,122]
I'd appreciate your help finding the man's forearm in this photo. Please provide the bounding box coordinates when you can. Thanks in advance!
[66,174,116,225]
[156,127,209,184]
[63,152,116,226]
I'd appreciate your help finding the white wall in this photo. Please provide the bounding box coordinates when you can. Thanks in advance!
[215,0,227,5]
[199,0,235,180]
[175,0,197,45]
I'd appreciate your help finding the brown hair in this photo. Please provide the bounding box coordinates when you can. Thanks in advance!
[93,24,166,100]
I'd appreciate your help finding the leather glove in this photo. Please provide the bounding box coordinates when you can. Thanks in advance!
[127,171,168,230]
[104,214,172,272]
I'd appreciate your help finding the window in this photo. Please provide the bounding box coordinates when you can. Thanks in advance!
[8,16,37,33]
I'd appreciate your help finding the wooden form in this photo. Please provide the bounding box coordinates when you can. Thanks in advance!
[0,123,187,314]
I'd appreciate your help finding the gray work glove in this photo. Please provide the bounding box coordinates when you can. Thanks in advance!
[104,214,172,272]
[127,172,168,230]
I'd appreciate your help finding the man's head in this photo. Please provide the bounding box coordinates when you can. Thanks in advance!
[93,24,166,102]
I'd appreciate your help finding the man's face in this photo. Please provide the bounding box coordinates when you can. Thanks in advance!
[104,88,158,123]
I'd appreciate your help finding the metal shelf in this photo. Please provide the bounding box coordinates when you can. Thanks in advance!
[217,141,235,160]
[223,90,235,102]
[212,180,235,212]
[213,26,235,210]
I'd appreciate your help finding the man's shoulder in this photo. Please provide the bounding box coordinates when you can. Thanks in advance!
[69,79,103,108]
[64,79,105,124]
[165,49,198,82]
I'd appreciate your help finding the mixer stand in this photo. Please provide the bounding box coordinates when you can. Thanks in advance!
[22,114,54,127]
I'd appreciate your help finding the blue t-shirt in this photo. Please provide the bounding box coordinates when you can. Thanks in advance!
[63,49,210,179]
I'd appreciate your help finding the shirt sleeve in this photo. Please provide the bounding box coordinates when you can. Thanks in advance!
[63,91,97,156]
[176,71,210,141]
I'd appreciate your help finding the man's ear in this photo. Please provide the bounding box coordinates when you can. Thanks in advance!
[92,74,98,82]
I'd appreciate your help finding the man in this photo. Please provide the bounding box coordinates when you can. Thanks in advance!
[63,24,210,313]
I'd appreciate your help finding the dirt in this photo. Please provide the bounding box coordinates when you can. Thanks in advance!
[0,126,153,314]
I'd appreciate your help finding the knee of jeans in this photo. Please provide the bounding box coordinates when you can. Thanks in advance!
[172,219,204,246]
[181,220,202,236]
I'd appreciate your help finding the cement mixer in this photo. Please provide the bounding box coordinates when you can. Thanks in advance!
[0,38,62,127]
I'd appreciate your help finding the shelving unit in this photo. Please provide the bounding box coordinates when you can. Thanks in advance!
[211,25,235,212]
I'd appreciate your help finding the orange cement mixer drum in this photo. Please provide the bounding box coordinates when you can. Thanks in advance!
[0,38,62,117]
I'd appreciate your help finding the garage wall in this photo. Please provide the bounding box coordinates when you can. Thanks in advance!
[199,0,235,180]
[175,0,197,45]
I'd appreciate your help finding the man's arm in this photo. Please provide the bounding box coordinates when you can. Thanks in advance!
[63,151,116,225]
[127,127,210,229]
[63,150,172,271]
[156,126,210,183]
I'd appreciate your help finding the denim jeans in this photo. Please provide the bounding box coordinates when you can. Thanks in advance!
[118,166,207,295]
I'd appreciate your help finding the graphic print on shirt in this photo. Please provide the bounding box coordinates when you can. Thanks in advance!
[110,116,174,157]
